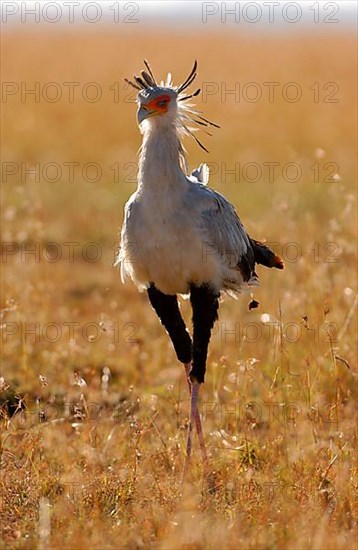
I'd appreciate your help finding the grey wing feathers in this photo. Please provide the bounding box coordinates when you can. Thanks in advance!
[196,187,255,279]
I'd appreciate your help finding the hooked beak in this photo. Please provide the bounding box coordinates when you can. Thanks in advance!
[137,105,157,125]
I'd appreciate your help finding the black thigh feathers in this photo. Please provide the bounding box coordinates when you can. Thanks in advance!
[189,284,219,383]
[147,284,192,364]
[147,283,219,383]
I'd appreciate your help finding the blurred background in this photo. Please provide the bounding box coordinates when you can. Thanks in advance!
[1,1,357,548]
[2,0,356,381]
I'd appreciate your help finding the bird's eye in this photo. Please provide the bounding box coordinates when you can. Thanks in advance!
[157,98,169,107]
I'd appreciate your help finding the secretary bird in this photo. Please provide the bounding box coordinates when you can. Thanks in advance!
[118,61,283,472]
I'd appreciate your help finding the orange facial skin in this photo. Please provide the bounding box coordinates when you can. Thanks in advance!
[145,94,171,115]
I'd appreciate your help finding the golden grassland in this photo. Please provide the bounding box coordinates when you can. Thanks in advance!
[1,28,357,549]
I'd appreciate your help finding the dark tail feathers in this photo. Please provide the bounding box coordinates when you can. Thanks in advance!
[251,239,284,270]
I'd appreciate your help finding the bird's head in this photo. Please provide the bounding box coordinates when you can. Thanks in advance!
[136,86,178,126]
[125,60,219,152]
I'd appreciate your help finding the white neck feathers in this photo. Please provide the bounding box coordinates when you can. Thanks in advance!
[138,120,187,194]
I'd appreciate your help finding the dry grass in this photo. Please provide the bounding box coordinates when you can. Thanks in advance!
[1,25,357,549]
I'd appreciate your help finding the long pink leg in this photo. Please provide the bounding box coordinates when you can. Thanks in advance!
[183,363,208,470]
